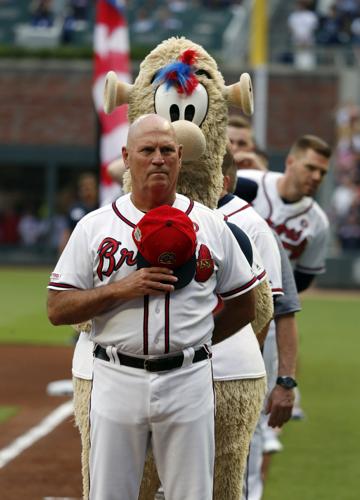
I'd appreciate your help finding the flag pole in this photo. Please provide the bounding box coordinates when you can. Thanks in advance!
[250,0,268,150]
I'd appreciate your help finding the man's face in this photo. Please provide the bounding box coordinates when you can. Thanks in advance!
[287,148,330,197]
[227,126,255,154]
[123,120,182,200]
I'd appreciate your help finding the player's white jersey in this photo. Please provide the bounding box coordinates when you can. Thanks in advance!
[238,170,330,274]
[49,193,258,356]
[212,194,282,381]
[217,194,283,296]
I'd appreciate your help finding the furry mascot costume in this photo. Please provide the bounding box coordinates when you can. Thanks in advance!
[73,37,273,500]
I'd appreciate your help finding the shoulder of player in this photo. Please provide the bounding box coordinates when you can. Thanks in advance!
[193,201,225,224]
[310,200,330,229]
[236,168,265,183]
[223,195,270,230]
[77,201,116,226]
[174,194,219,219]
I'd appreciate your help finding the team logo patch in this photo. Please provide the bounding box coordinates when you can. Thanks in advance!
[133,227,142,242]
[300,218,309,228]
[195,244,214,282]
[50,272,60,280]
[158,252,177,266]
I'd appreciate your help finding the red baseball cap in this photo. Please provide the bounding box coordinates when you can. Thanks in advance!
[132,205,197,290]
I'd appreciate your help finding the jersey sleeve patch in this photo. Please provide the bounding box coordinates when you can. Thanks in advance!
[195,244,215,282]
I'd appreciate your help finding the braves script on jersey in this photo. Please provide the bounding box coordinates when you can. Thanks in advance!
[49,193,258,356]
[238,170,330,274]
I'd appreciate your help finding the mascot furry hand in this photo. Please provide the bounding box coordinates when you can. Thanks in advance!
[74,37,272,500]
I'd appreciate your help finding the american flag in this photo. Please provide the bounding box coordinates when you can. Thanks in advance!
[93,0,131,205]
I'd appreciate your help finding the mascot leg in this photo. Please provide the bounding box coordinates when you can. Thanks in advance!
[73,376,92,500]
[213,378,266,500]
[138,452,161,500]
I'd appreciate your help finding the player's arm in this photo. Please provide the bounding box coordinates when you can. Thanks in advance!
[212,288,256,345]
[295,220,329,292]
[266,244,300,427]
[47,267,177,326]
[294,270,315,292]
[266,312,298,428]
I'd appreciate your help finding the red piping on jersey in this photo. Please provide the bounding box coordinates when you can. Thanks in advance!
[164,292,170,353]
[112,201,136,228]
[282,204,313,225]
[112,199,194,224]
[185,199,194,215]
[220,276,257,298]
[272,287,284,294]
[143,295,149,355]
[262,173,273,220]
[48,282,79,289]
[256,270,266,281]
[224,203,251,219]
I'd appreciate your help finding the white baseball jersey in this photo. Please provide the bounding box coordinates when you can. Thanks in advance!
[49,193,258,356]
[238,170,330,274]
[211,194,283,381]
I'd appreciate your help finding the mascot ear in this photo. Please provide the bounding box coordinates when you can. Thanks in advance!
[224,73,254,116]
[104,71,134,114]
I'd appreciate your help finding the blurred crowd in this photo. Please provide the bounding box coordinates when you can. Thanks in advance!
[27,0,243,44]
[29,0,89,43]
[287,0,360,68]
[330,103,360,251]
[0,172,98,252]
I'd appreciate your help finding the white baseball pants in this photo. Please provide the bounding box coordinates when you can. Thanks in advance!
[89,356,215,500]
[243,321,279,500]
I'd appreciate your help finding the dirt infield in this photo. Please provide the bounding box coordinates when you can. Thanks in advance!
[0,345,82,500]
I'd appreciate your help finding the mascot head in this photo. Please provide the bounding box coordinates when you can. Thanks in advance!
[104,36,253,208]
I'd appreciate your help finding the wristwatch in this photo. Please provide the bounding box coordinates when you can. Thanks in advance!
[276,376,297,389]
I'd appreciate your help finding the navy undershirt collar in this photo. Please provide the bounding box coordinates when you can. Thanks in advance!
[217,193,235,208]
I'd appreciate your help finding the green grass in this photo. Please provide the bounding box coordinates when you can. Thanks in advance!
[1,268,359,498]
[264,294,360,500]
[0,406,18,424]
[0,267,74,345]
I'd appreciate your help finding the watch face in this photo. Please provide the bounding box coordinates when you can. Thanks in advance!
[277,376,297,389]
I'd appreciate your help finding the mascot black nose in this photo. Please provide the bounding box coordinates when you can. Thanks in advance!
[170,104,180,122]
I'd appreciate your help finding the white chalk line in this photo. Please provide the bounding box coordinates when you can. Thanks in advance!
[0,400,73,468]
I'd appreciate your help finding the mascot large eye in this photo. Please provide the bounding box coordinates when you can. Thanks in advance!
[154,83,209,127]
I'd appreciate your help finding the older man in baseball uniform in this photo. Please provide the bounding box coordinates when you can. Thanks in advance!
[47,114,259,500]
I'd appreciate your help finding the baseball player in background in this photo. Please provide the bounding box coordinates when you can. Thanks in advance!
[236,133,332,500]
[209,147,284,500]
[236,134,332,291]
[219,149,300,499]
[47,114,259,500]
[227,115,268,172]
[58,172,98,254]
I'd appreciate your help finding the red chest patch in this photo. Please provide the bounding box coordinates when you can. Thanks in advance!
[195,244,214,282]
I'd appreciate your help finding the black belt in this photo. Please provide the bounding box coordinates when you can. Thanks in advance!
[94,345,211,372]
